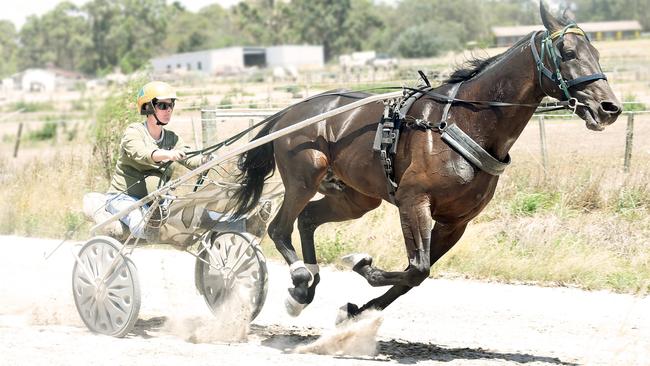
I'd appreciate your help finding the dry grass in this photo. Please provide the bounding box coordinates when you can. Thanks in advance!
[0,146,103,239]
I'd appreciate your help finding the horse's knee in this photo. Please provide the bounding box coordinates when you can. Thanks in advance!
[407,266,430,286]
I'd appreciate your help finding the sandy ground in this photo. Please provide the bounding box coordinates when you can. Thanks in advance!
[0,235,648,366]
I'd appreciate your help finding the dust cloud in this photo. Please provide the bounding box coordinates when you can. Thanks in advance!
[293,310,383,356]
[163,285,252,343]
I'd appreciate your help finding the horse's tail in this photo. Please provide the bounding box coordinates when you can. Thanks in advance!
[229,114,280,219]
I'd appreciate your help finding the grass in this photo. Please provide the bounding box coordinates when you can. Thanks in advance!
[0,150,104,240]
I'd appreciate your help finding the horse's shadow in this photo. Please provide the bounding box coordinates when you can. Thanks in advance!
[131,318,576,365]
[250,324,577,366]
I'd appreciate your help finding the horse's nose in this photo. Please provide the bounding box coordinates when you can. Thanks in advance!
[600,100,622,116]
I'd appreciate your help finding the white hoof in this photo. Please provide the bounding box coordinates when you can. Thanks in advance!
[285,295,307,317]
[341,253,371,270]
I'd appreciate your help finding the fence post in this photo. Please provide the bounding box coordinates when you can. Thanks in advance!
[623,113,635,172]
[190,117,200,148]
[249,118,255,141]
[13,122,23,158]
[201,109,217,147]
[538,115,548,175]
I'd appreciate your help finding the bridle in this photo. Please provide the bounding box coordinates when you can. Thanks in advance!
[530,24,607,102]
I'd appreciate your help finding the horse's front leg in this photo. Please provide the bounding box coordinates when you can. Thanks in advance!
[340,220,469,321]
[348,194,433,287]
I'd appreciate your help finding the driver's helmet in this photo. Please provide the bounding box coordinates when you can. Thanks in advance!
[136,81,177,115]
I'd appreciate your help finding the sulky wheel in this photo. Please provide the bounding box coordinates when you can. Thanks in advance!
[195,231,268,321]
[72,236,141,337]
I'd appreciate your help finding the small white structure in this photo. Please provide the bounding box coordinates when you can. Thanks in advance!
[0,77,14,92]
[21,69,56,92]
[151,45,323,75]
[266,45,324,69]
[5,68,86,92]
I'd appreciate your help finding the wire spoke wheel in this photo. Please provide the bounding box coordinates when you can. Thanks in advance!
[195,231,268,321]
[72,236,140,337]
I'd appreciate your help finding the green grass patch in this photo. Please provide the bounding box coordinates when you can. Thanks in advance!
[10,100,55,112]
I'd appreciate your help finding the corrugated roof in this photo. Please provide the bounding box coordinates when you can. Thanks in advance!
[492,20,642,37]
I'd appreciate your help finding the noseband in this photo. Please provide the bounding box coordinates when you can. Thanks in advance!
[530,24,607,101]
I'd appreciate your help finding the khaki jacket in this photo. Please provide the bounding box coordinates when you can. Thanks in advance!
[108,122,202,199]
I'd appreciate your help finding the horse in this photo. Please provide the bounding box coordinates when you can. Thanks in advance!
[229,2,622,321]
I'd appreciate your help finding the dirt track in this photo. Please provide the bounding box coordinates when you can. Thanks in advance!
[0,236,648,365]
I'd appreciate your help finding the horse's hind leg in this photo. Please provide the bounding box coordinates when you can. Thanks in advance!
[267,153,328,316]
[296,186,381,307]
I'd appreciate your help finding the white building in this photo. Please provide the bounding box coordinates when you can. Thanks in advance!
[150,45,324,75]
[21,69,56,92]
[3,68,86,92]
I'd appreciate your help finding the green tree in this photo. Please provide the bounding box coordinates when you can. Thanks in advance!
[164,4,252,53]
[233,0,295,46]
[391,21,465,58]
[18,2,91,72]
[0,20,18,77]
[84,0,170,74]
[93,77,146,181]
[569,0,650,29]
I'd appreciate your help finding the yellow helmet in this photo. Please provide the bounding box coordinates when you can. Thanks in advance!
[136,81,177,115]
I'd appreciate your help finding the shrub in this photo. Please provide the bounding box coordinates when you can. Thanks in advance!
[623,94,646,112]
[92,76,147,181]
[26,121,58,141]
[510,192,558,216]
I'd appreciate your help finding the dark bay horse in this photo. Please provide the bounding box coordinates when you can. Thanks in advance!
[230,3,621,320]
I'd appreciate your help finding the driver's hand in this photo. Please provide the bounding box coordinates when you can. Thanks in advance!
[168,149,186,161]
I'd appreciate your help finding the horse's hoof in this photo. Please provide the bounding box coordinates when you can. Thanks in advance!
[285,292,307,317]
[335,302,359,325]
[341,253,372,270]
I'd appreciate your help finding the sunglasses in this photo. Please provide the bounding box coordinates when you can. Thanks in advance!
[154,101,175,111]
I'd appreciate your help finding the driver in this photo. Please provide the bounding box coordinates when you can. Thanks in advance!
[105,81,204,240]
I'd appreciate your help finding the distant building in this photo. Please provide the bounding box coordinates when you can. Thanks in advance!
[3,67,86,92]
[150,45,324,75]
[492,20,643,47]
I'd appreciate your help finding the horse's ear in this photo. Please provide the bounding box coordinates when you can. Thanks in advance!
[562,8,576,23]
[540,1,563,32]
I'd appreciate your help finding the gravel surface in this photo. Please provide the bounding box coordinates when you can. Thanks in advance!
[0,236,648,366]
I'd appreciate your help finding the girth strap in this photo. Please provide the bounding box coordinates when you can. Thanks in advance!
[440,124,511,176]
[438,82,511,176]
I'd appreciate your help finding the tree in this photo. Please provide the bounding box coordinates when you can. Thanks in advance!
[163,4,252,53]
[0,20,18,77]
[391,21,465,58]
[84,0,170,74]
[18,2,92,72]
[232,0,295,46]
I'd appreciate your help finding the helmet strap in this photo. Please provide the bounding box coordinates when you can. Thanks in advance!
[149,101,168,126]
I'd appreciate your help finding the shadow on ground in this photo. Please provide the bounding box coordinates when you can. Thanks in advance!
[130,318,576,365]
[251,324,578,365]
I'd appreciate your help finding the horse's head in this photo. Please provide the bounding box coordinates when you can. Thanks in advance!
[537,2,621,130]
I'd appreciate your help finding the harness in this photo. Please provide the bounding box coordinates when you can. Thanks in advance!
[373,24,606,203]
[530,24,607,101]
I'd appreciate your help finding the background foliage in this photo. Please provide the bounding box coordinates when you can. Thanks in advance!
[0,0,647,77]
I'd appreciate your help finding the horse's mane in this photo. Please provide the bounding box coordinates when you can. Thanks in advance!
[444,32,536,84]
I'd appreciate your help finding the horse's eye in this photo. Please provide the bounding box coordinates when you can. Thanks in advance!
[563,50,577,61]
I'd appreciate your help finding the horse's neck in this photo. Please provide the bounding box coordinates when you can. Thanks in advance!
[464,43,545,159]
